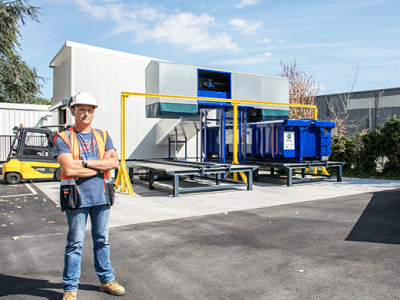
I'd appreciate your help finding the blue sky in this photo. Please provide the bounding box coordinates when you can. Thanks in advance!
[18,0,400,100]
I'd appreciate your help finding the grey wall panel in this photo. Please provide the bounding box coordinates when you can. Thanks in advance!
[231,73,289,114]
[231,73,289,108]
[146,61,197,106]
[145,60,159,104]
[231,73,263,101]
[52,50,71,106]
[159,63,197,100]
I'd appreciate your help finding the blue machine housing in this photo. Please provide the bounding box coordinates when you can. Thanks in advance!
[250,119,335,162]
[205,119,335,163]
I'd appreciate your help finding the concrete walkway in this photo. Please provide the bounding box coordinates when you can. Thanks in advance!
[35,177,400,227]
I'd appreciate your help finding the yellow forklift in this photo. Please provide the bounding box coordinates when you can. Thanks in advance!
[2,125,70,184]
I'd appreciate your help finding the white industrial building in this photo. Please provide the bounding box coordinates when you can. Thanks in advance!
[49,41,289,160]
[0,102,52,135]
[0,103,53,161]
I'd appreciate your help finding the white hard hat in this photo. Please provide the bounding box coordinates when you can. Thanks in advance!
[69,92,98,108]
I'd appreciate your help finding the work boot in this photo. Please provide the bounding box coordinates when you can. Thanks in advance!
[62,290,77,300]
[99,279,125,295]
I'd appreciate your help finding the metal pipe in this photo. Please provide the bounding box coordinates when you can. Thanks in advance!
[174,127,178,158]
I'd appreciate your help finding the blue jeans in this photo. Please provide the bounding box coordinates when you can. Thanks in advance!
[63,205,114,292]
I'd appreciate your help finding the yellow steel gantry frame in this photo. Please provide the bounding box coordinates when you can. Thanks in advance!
[115,92,324,195]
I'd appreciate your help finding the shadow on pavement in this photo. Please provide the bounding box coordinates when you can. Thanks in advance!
[0,273,97,300]
[346,189,400,244]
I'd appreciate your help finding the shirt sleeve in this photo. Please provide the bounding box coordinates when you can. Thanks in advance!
[54,136,71,158]
[105,133,115,152]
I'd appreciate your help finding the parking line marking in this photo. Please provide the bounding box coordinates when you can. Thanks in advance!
[25,183,38,195]
[1,193,37,198]
[31,182,60,206]
[0,183,38,198]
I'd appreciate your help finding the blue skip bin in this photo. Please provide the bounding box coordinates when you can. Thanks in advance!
[250,119,335,162]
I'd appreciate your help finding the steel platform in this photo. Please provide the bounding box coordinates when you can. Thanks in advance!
[125,159,258,197]
[249,160,346,186]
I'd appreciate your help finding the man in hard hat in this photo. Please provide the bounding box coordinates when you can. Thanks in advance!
[54,92,124,300]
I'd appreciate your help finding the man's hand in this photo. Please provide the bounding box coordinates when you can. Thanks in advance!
[103,150,113,159]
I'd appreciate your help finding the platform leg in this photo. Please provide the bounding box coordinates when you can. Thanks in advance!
[247,170,253,190]
[271,167,275,176]
[129,168,134,182]
[337,166,343,182]
[149,171,154,190]
[301,168,306,178]
[287,168,293,186]
[173,175,179,197]
[253,169,259,182]
[216,174,219,185]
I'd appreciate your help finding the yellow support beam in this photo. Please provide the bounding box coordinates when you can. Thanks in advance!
[305,167,330,176]
[115,95,136,195]
[115,92,319,195]
[320,167,330,176]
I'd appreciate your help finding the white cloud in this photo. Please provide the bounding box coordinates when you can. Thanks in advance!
[74,0,240,52]
[277,40,286,44]
[256,38,271,44]
[136,12,240,52]
[236,0,262,9]
[229,18,263,34]
[75,0,110,19]
[210,52,272,66]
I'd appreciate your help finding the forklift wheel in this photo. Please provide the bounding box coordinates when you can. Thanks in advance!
[54,168,62,182]
[5,172,22,184]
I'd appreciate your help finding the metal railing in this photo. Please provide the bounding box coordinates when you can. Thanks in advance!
[0,135,13,162]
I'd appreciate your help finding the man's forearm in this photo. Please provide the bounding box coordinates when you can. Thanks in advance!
[86,157,119,172]
[61,161,98,178]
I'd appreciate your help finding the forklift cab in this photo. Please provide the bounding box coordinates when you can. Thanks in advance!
[3,126,64,184]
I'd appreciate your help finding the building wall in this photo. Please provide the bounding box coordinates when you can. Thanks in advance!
[315,87,400,133]
[50,42,187,159]
[0,103,52,135]
[0,103,52,162]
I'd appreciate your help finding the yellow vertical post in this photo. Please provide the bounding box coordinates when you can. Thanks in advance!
[232,102,238,164]
[230,102,247,183]
[232,102,239,181]
[312,107,319,175]
[115,94,135,195]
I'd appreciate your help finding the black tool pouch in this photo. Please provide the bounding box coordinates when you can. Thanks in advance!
[60,184,82,210]
[105,182,116,206]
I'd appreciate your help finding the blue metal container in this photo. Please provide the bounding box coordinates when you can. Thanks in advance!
[250,119,335,161]
[205,119,335,162]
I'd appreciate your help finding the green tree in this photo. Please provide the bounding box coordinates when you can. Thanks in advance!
[0,0,50,104]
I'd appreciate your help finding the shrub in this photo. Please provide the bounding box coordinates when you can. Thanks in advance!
[329,115,400,179]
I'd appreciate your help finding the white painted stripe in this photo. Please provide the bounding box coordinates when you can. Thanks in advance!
[31,182,60,206]
[0,183,38,198]
[1,193,39,198]
[25,183,37,195]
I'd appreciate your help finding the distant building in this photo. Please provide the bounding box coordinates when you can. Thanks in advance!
[0,102,52,162]
[315,87,400,134]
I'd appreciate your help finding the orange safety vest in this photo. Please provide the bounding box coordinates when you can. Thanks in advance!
[54,127,112,189]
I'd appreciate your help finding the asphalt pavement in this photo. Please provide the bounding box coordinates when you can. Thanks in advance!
[1,176,400,299]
